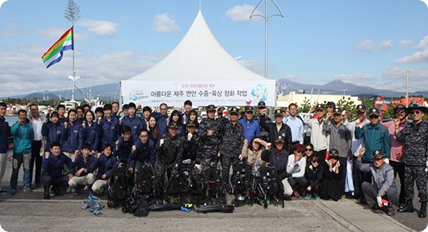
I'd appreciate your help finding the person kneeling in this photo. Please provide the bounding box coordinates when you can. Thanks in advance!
[91,144,116,195]
[305,154,323,200]
[41,141,73,199]
[357,148,398,216]
[286,144,307,198]
[320,149,343,201]
[68,144,97,196]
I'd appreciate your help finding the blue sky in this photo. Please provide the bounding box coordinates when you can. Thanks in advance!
[0,0,428,97]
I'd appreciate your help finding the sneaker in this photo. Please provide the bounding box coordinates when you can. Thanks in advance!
[23,186,33,192]
[10,189,16,195]
[0,190,7,195]
[314,194,320,200]
[386,209,395,216]
[305,194,311,200]
[66,186,72,193]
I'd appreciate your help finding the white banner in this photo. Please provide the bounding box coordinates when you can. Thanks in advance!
[120,80,277,107]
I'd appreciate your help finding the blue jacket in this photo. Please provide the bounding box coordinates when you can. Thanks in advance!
[355,122,390,162]
[156,114,168,137]
[59,117,67,124]
[61,122,83,153]
[238,118,260,142]
[70,154,96,176]
[0,117,10,153]
[115,136,134,163]
[91,153,116,180]
[42,121,63,152]
[122,116,145,142]
[97,117,120,148]
[11,121,33,154]
[83,122,99,152]
[42,153,73,178]
[130,138,156,168]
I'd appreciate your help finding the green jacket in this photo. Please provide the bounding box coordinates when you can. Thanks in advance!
[355,123,390,162]
[11,121,34,154]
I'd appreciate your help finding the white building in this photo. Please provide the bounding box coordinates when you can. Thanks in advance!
[277,91,361,108]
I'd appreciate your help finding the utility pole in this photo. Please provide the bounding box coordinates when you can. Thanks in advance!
[250,0,284,78]
[406,69,409,107]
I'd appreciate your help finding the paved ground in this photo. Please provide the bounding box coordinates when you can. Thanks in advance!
[0,161,427,232]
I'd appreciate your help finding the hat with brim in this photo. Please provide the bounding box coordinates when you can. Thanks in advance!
[315,104,324,111]
[407,104,428,114]
[275,136,285,143]
[333,108,342,115]
[245,106,254,113]
[274,109,283,117]
[230,107,239,115]
[168,121,179,129]
[329,149,339,158]
[368,108,380,116]
[372,150,385,159]
[207,104,216,112]
[356,104,366,113]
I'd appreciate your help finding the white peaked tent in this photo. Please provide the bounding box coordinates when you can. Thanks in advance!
[120,11,277,107]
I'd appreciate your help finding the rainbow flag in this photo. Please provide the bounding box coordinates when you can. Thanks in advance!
[41,27,73,68]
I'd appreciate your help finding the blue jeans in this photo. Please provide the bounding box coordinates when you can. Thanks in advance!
[10,153,31,190]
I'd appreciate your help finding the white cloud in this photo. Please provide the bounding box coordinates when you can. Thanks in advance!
[152,12,180,33]
[78,19,119,37]
[355,39,393,52]
[237,59,276,76]
[39,27,88,41]
[395,49,428,64]
[397,39,414,48]
[226,4,262,22]
[382,66,428,91]
[327,73,374,86]
[415,36,428,50]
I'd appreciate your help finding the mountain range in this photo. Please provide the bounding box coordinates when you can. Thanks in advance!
[4,79,427,101]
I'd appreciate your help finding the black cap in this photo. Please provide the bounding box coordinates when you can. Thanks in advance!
[207,104,216,112]
[168,121,179,129]
[274,109,284,117]
[245,106,254,112]
[275,135,285,143]
[329,149,339,158]
[258,102,266,108]
[142,106,152,113]
[184,100,192,106]
[230,107,239,115]
[356,104,366,112]
[186,120,197,128]
[394,104,406,112]
[407,103,428,114]
[368,108,380,116]
[316,104,324,111]
[217,107,225,113]
[326,101,336,107]
[372,150,385,159]
[128,102,136,109]
[333,108,342,115]
[103,104,112,111]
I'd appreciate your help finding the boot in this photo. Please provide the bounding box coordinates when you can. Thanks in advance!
[398,199,414,213]
[418,202,426,218]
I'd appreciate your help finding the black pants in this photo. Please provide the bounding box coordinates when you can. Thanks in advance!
[362,181,398,211]
[306,179,322,195]
[221,154,237,191]
[288,177,307,192]
[353,159,372,200]
[320,177,342,201]
[315,149,327,170]
[41,174,69,198]
[389,160,406,205]
[30,141,42,186]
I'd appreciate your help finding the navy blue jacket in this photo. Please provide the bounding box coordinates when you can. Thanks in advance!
[59,117,67,124]
[91,153,116,180]
[0,117,11,153]
[97,116,120,148]
[42,121,63,152]
[83,122,99,152]
[70,154,96,176]
[122,116,145,142]
[61,122,83,153]
[156,114,168,137]
[42,153,73,178]
[115,136,134,163]
[130,138,156,168]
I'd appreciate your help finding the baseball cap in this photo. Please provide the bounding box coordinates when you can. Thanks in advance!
[394,104,406,112]
[275,135,285,143]
[207,105,216,112]
[333,108,342,115]
[168,121,179,129]
[329,149,339,158]
[326,101,336,108]
[368,108,380,116]
[372,150,385,159]
[356,104,366,112]
[245,106,254,113]
[186,120,197,128]
[315,104,324,111]
[230,107,239,115]
[274,109,284,117]
[258,102,266,108]
[217,107,225,113]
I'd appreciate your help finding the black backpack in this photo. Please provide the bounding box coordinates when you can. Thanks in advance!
[107,162,132,209]
[134,160,155,196]
[257,163,284,208]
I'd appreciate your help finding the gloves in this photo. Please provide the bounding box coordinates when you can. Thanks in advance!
[384,158,389,164]
[187,133,193,141]
[425,160,428,172]
[377,195,383,207]
[194,164,202,172]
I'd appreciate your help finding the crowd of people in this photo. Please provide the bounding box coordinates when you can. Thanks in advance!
[0,99,426,218]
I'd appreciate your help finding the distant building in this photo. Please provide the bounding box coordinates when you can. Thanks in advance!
[277,91,361,108]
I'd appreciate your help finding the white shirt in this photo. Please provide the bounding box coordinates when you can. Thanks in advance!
[30,115,43,141]
[286,154,306,178]
[344,118,370,157]
[304,117,328,152]
[283,116,304,144]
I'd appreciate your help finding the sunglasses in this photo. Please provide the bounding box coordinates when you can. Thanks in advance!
[312,160,319,163]
[369,115,379,119]
[258,107,266,109]
[327,106,334,108]
[329,157,338,160]
[395,110,405,114]
[411,111,421,115]
[305,149,313,151]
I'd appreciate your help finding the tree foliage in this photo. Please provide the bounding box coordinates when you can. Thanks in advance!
[64,0,81,25]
